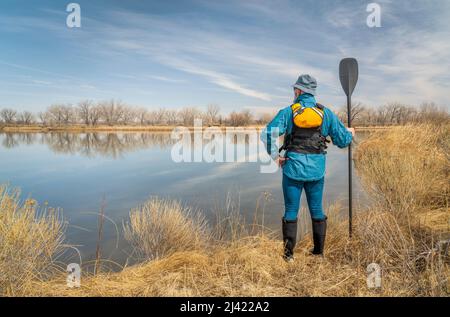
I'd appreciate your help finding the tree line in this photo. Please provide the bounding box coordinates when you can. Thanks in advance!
[0,100,448,127]
[337,102,449,126]
[0,101,263,127]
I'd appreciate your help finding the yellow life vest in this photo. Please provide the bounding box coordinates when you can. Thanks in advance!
[291,103,324,129]
[279,103,328,154]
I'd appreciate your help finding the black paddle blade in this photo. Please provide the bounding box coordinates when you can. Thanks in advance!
[339,58,359,97]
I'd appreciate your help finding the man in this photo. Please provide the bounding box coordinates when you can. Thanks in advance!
[262,74,354,262]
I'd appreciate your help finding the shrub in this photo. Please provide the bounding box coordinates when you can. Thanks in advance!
[0,186,66,296]
[123,198,210,261]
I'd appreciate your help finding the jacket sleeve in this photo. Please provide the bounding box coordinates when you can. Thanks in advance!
[260,108,289,159]
[324,108,353,148]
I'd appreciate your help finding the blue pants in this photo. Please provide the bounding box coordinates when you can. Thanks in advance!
[282,174,326,221]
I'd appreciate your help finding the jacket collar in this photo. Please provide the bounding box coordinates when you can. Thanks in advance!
[295,93,316,107]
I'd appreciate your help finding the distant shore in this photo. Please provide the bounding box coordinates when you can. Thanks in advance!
[0,124,393,133]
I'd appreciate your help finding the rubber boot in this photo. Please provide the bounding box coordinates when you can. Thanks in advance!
[282,217,298,262]
[311,217,327,256]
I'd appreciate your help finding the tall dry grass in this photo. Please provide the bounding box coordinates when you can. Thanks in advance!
[353,124,449,296]
[354,124,449,214]
[123,198,210,261]
[4,124,449,296]
[0,186,66,296]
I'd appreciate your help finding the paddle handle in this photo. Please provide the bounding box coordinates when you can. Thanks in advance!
[347,94,353,238]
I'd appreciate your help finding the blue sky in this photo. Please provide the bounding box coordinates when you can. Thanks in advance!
[0,0,449,113]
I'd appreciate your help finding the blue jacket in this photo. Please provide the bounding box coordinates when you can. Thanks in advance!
[261,93,352,181]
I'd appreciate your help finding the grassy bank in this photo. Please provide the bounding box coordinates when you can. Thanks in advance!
[1,124,448,296]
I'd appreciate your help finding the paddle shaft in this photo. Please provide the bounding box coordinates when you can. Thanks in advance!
[347,94,353,237]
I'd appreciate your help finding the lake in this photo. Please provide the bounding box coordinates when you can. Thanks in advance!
[0,130,368,267]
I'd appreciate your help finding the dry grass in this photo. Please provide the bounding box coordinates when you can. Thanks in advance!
[416,208,449,233]
[32,211,447,297]
[353,124,449,296]
[0,186,66,296]
[123,198,210,261]
[3,124,449,297]
[354,124,449,214]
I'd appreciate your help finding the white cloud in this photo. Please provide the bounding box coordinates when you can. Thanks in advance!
[147,75,185,83]
[1,1,449,110]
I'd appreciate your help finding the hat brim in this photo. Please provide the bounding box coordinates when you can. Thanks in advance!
[292,84,316,96]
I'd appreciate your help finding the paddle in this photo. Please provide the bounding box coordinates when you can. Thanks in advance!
[339,58,359,237]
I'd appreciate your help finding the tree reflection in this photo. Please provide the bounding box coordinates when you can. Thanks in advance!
[0,132,177,158]
[0,131,258,159]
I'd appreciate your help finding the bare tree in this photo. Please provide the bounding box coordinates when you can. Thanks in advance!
[99,100,126,125]
[62,104,75,124]
[361,108,377,126]
[417,102,450,124]
[339,102,366,124]
[77,101,102,126]
[46,105,63,125]
[256,112,275,124]
[228,110,253,126]
[77,100,94,125]
[396,104,416,125]
[165,110,178,125]
[154,108,168,125]
[385,103,403,125]
[18,111,35,125]
[0,108,17,124]
[38,111,51,125]
[179,107,202,126]
[46,104,74,125]
[375,105,388,126]
[205,104,220,126]
[89,104,102,126]
[122,106,139,125]
[135,107,149,125]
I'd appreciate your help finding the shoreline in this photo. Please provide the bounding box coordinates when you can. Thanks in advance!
[0,125,263,133]
[0,125,395,133]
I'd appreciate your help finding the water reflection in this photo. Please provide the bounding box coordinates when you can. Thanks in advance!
[1,132,178,158]
[0,131,262,158]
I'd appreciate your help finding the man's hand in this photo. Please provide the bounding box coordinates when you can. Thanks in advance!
[277,156,289,167]
[347,127,355,137]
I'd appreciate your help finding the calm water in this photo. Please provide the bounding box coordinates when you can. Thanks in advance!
[0,131,368,266]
